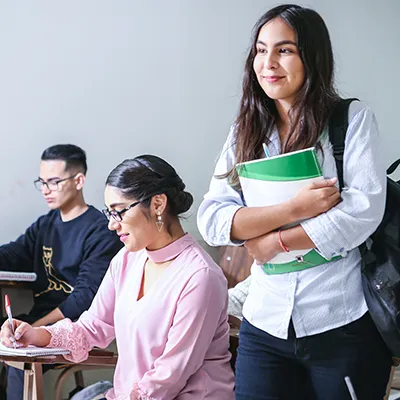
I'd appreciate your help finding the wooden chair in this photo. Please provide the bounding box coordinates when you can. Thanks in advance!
[0,349,118,400]
[52,349,117,400]
[218,246,253,289]
[218,245,252,373]
[385,360,400,400]
[0,366,86,399]
[228,316,241,373]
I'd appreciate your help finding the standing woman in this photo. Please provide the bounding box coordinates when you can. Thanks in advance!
[197,4,391,400]
[1,155,234,400]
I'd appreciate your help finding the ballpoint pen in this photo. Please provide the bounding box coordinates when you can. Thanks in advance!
[262,143,270,158]
[4,294,17,349]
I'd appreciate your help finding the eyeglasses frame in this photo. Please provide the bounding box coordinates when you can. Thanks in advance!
[34,173,79,192]
[102,200,142,223]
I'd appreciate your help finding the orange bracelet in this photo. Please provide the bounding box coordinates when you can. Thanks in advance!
[278,230,290,252]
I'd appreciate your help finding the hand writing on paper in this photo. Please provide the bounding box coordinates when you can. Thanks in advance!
[245,231,280,265]
[0,319,51,348]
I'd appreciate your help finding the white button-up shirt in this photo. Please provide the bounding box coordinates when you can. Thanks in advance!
[197,101,386,339]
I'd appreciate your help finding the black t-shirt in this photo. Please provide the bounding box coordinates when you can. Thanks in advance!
[0,206,122,321]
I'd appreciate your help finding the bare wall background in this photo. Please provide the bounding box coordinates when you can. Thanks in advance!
[0,0,398,243]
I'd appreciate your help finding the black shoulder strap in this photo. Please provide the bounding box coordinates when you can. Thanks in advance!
[328,98,359,190]
[387,158,400,176]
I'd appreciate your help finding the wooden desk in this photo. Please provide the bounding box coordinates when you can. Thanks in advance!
[0,349,117,400]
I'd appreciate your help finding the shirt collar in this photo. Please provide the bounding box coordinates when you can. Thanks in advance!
[145,233,194,263]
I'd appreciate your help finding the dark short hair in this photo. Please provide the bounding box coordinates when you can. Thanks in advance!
[106,154,193,218]
[41,144,87,175]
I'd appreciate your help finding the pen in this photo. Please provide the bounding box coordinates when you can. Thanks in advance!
[4,295,17,349]
[262,143,270,158]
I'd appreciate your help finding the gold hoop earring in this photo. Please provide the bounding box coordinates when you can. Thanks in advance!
[156,211,164,232]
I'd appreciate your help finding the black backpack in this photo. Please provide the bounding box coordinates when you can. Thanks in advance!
[329,98,400,358]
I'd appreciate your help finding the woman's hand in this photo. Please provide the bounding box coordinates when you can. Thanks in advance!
[0,319,51,348]
[290,177,341,220]
[244,231,280,265]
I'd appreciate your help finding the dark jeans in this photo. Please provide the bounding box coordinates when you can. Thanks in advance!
[7,367,29,400]
[70,381,113,399]
[235,313,392,400]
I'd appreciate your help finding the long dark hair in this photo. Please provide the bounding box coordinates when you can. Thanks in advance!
[106,155,193,222]
[226,4,340,187]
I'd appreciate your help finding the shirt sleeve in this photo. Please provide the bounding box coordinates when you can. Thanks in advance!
[0,217,44,272]
[131,268,229,400]
[45,265,117,363]
[197,127,245,247]
[228,275,252,320]
[301,102,386,260]
[58,225,122,320]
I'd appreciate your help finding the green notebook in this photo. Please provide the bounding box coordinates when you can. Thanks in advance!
[237,147,337,274]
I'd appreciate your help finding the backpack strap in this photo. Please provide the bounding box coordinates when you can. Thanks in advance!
[387,158,400,175]
[328,98,370,258]
[328,98,359,190]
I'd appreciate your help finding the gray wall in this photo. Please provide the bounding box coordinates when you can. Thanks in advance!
[1,0,398,242]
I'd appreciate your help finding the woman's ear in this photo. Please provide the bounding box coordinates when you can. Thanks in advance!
[152,194,168,216]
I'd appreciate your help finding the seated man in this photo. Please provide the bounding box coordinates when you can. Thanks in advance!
[0,144,122,400]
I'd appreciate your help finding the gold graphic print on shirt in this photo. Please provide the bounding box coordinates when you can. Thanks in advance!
[34,246,74,297]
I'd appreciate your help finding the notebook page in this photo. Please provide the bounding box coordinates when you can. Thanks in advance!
[0,271,37,282]
[0,343,69,357]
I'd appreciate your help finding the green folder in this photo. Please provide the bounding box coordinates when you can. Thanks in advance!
[237,148,339,274]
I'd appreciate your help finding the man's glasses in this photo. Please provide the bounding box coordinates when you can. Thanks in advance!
[34,174,78,192]
[102,201,141,222]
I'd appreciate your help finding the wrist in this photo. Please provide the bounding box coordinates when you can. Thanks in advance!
[284,199,300,223]
[33,327,52,347]
[277,230,290,253]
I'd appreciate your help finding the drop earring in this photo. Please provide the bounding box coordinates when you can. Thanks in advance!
[156,211,164,232]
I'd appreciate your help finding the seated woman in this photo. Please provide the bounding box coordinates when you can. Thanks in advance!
[0,155,235,400]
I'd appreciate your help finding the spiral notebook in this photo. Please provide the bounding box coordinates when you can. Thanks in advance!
[0,343,69,357]
[0,271,37,282]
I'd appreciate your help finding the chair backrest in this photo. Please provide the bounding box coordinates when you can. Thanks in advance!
[218,246,253,288]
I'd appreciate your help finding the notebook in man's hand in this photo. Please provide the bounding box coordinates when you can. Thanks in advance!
[0,343,70,357]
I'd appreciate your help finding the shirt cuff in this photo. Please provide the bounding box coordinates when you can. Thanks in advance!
[205,205,245,247]
[301,214,348,260]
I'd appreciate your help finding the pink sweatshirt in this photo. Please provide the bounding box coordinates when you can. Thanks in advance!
[46,234,234,400]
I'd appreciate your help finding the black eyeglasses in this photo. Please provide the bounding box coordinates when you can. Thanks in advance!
[34,174,78,192]
[102,201,141,222]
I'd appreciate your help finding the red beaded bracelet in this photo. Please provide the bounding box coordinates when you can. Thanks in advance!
[278,230,290,253]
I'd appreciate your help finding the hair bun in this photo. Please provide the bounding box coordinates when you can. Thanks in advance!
[171,175,185,192]
[173,191,193,214]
